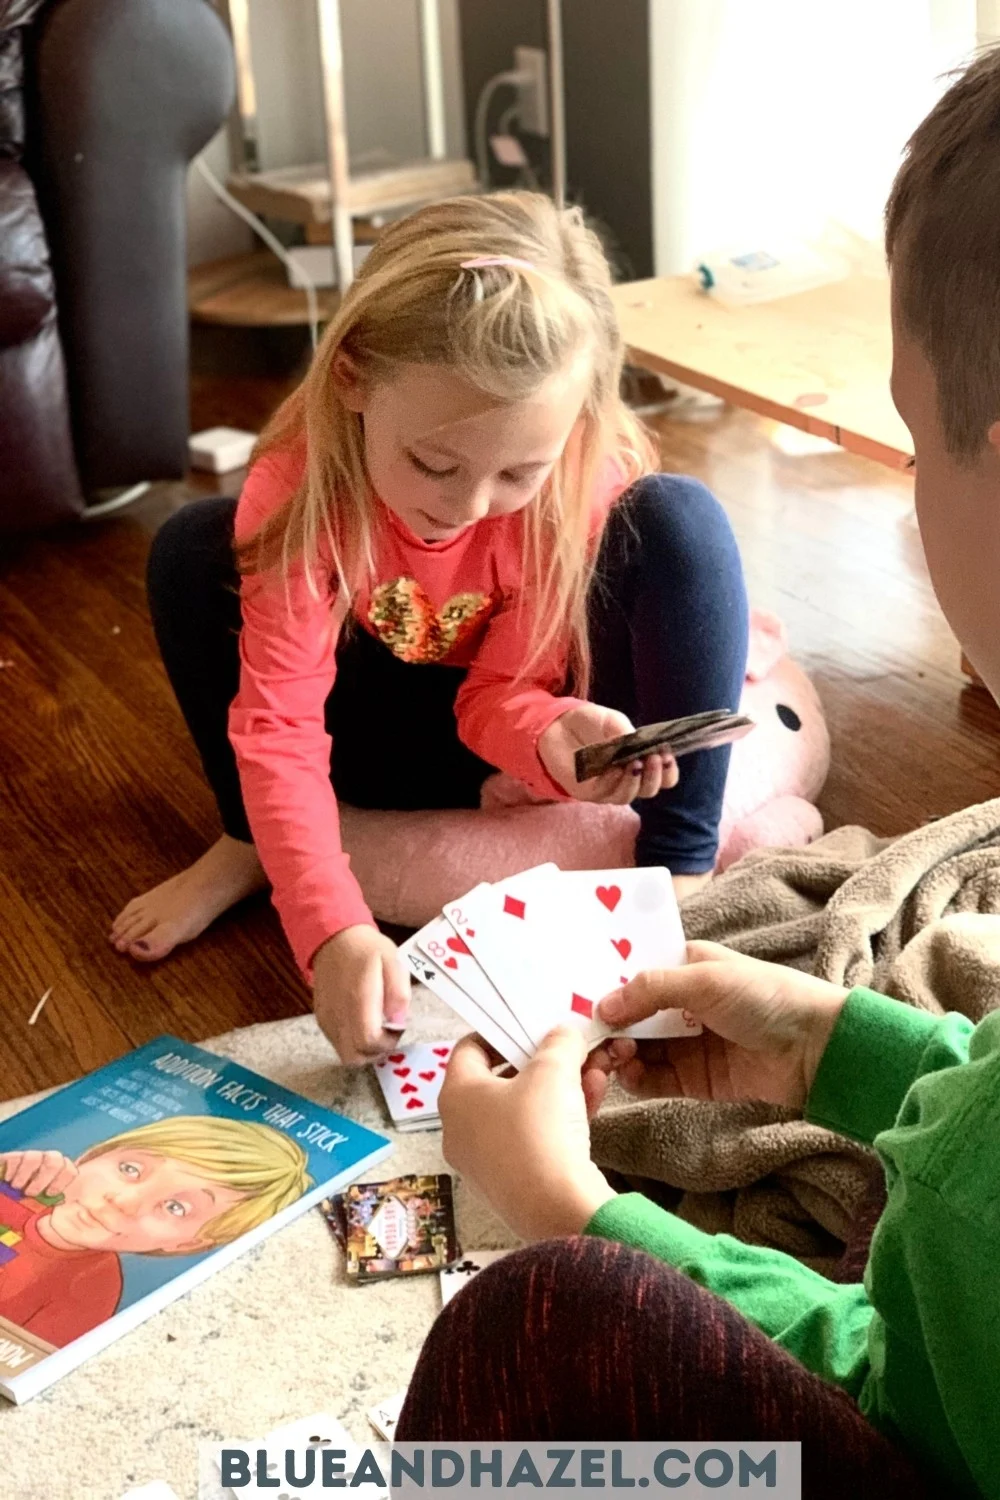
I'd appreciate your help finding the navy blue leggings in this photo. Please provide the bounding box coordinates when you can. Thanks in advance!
[147,474,748,874]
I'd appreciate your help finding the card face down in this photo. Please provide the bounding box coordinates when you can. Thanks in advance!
[341,1174,459,1280]
[574,710,754,781]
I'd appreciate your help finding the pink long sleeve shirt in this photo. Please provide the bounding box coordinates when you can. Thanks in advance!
[228,450,627,975]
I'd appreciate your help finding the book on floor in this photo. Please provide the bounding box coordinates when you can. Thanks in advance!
[0,1035,391,1404]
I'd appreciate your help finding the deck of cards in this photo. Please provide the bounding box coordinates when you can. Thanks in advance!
[574,709,753,781]
[399,864,699,1071]
[334,1173,460,1280]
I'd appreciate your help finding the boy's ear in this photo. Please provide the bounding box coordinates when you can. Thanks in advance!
[331,350,368,412]
[987,418,1000,455]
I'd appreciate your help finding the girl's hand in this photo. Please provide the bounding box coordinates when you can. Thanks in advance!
[439,1028,616,1241]
[0,1150,79,1200]
[312,925,411,1065]
[538,704,678,805]
[598,941,849,1111]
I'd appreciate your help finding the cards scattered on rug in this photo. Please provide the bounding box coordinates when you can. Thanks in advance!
[201,1412,387,1499]
[439,1249,511,1307]
[338,1173,460,1280]
[400,864,698,1070]
[373,1040,455,1132]
[367,1388,408,1441]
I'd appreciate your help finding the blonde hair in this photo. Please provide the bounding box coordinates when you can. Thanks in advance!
[79,1115,313,1251]
[243,190,655,689]
[885,44,1000,460]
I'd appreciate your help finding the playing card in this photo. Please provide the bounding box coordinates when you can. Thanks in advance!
[320,1194,348,1251]
[575,710,754,781]
[367,1389,408,1441]
[343,1173,459,1279]
[252,1414,389,1500]
[536,868,697,1043]
[400,936,532,1070]
[373,1040,454,1130]
[413,916,536,1057]
[439,1249,511,1307]
[446,867,699,1049]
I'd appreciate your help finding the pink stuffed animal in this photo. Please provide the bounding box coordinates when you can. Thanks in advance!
[339,610,829,927]
[716,609,829,870]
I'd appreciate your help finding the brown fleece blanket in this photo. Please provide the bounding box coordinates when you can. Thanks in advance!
[590,799,1000,1271]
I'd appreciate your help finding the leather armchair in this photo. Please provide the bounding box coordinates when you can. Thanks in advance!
[0,0,234,532]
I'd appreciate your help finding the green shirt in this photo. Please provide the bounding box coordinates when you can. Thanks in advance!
[586,989,1000,1498]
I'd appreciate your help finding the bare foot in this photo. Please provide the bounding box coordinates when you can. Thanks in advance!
[109,835,269,961]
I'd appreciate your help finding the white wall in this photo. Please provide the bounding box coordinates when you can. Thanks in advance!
[187,0,466,266]
[980,0,1000,38]
[649,0,980,275]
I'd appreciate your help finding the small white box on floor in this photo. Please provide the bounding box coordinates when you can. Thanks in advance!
[188,427,257,475]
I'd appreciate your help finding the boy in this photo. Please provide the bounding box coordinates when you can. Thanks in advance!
[405,45,1000,1500]
[0,1115,311,1347]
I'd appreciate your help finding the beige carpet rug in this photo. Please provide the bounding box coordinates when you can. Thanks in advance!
[1,991,517,1500]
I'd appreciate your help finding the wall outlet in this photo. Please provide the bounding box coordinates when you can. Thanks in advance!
[514,45,548,137]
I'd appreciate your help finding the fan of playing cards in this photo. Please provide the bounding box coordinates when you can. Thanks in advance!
[399,864,700,1071]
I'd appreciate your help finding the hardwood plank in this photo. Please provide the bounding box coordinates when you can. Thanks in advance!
[0,870,132,1099]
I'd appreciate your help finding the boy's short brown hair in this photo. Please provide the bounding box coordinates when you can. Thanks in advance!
[885,45,1000,461]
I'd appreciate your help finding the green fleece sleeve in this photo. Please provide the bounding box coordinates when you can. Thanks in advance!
[585,1193,873,1392]
[805,987,974,1144]
[852,1008,1000,1495]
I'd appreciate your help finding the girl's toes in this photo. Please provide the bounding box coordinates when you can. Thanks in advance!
[110,902,142,940]
[113,910,147,944]
[128,925,176,962]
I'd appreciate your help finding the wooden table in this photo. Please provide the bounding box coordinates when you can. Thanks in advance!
[610,271,992,682]
[611,271,913,471]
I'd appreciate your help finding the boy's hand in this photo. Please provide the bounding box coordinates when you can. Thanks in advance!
[539,704,679,805]
[598,942,849,1111]
[440,1028,616,1241]
[0,1149,79,1199]
[312,925,411,1065]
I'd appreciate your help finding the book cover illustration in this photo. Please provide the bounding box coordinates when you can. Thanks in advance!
[0,1035,391,1399]
[342,1172,459,1280]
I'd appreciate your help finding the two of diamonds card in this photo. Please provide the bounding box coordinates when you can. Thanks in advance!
[403,864,698,1069]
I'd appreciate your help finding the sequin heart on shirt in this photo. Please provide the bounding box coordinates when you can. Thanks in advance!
[368,577,494,663]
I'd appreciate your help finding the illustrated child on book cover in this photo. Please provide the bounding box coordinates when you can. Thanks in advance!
[0,1116,312,1348]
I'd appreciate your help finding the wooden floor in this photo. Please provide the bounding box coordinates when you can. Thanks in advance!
[3,395,1000,1103]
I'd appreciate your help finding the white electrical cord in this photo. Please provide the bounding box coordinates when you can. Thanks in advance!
[80,482,152,520]
[193,153,321,350]
[474,68,529,190]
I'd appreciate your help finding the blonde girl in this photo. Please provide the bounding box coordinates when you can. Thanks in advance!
[111,192,748,1063]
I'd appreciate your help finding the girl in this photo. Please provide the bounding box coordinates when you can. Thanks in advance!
[111,192,748,1064]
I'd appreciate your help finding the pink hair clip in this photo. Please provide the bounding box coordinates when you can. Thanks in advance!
[460,255,537,272]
